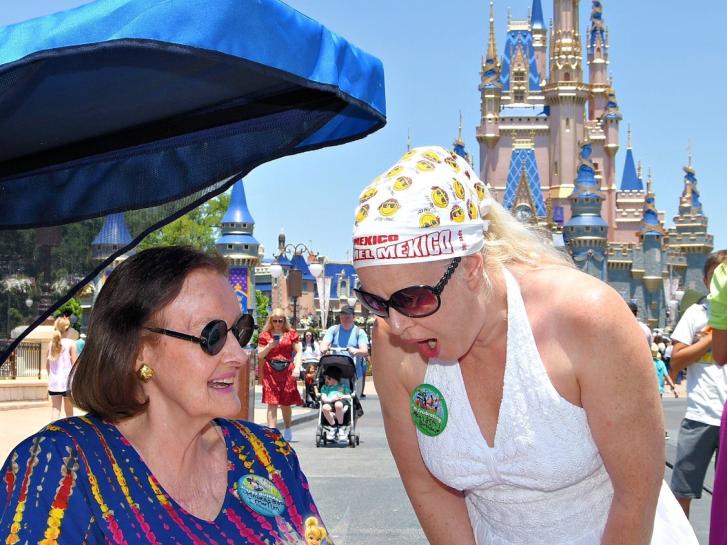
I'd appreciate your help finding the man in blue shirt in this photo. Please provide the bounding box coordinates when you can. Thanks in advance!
[320,305,369,398]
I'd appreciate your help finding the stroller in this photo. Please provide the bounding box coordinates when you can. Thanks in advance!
[314,354,362,448]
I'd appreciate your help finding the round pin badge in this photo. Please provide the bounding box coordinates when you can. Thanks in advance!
[410,383,448,437]
[237,474,285,517]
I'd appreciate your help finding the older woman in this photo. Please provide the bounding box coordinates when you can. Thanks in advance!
[257,309,303,441]
[0,246,329,544]
[351,146,696,545]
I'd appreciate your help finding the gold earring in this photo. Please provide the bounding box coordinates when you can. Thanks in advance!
[137,364,154,383]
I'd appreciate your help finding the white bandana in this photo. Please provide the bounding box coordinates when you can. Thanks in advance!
[352,146,492,268]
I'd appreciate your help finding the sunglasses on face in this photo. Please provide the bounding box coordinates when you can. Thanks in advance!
[145,314,257,356]
[353,257,461,318]
[271,318,284,324]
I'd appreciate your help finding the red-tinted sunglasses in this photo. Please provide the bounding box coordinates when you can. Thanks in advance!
[353,258,461,318]
[145,314,257,355]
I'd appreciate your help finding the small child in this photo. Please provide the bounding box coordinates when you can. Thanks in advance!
[320,367,351,440]
[653,343,678,440]
[653,343,678,399]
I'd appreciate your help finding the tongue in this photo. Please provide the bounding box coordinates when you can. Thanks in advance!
[418,339,439,359]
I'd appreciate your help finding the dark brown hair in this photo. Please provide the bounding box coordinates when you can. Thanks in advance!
[704,250,727,281]
[71,246,227,422]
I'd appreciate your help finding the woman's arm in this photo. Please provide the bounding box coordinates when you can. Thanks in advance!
[373,321,476,545]
[292,341,303,375]
[69,343,78,365]
[713,329,727,364]
[664,371,678,397]
[569,283,663,545]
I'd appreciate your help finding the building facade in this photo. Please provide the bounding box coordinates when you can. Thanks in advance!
[477,0,714,329]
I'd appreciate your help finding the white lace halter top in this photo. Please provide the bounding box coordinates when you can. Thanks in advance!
[416,268,697,545]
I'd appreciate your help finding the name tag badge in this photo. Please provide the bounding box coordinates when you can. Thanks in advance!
[237,474,285,517]
[410,383,448,437]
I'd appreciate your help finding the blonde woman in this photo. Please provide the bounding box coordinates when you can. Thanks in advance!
[257,309,302,440]
[47,315,77,420]
[351,146,696,544]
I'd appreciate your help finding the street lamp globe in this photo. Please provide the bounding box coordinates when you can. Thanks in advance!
[269,262,284,279]
[347,296,357,308]
[25,298,33,309]
[308,262,324,278]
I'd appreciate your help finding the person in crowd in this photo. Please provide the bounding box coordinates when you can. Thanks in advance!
[668,250,727,519]
[709,260,727,545]
[257,309,303,441]
[629,301,654,346]
[301,330,322,407]
[75,332,86,355]
[0,246,329,543]
[653,343,678,400]
[319,305,368,398]
[46,315,77,421]
[351,146,696,544]
[319,366,352,441]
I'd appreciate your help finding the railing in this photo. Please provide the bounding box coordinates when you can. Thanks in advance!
[0,340,43,379]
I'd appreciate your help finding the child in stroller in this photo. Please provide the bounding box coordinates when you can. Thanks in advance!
[320,366,351,440]
[314,354,361,447]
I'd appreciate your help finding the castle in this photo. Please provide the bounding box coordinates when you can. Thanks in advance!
[474,0,714,329]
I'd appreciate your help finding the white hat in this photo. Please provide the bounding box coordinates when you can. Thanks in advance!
[352,146,492,268]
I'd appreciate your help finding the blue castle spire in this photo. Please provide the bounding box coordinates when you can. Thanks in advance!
[452,111,471,163]
[215,177,260,257]
[620,128,642,191]
[531,0,545,30]
[563,139,608,280]
[589,1,606,51]
[679,163,704,216]
[92,213,133,260]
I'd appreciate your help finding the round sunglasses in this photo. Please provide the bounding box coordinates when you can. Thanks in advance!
[353,257,461,318]
[144,314,257,355]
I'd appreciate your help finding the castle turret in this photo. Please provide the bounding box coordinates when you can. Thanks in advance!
[530,0,547,82]
[544,0,589,216]
[603,80,621,157]
[92,213,133,261]
[215,178,261,313]
[453,111,472,165]
[613,126,645,244]
[562,137,608,280]
[478,2,503,155]
[638,172,668,327]
[667,156,714,293]
[587,1,609,120]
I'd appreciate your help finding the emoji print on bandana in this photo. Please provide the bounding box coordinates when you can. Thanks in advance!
[355,204,369,224]
[467,199,478,220]
[359,187,378,203]
[419,212,441,228]
[422,150,442,163]
[444,155,460,172]
[385,165,404,178]
[416,160,435,173]
[452,179,465,200]
[431,186,449,208]
[474,181,487,201]
[393,176,413,191]
[400,149,417,161]
[450,205,465,223]
[378,198,401,217]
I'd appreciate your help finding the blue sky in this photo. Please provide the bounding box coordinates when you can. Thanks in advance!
[3,0,724,260]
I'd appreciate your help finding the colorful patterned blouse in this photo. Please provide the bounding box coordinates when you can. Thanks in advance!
[0,416,332,544]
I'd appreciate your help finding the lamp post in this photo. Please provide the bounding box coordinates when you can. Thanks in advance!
[270,243,316,329]
[309,258,331,329]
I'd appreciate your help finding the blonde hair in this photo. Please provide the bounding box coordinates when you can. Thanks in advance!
[50,316,71,360]
[304,516,327,543]
[481,198,573,271]
[262,308,292,334]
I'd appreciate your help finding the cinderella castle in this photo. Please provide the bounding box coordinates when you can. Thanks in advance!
[465,0,714,329]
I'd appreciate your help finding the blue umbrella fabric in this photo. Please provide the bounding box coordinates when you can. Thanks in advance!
[0,0,385,364]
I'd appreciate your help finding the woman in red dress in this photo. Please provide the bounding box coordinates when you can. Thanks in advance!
[257,308,303,441]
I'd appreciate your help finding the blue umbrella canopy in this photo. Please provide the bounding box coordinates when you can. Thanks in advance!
[0,0,385,363]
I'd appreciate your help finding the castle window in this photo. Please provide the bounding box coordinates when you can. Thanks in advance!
[554,161,559,175]
[513,91,525,103]
[565,118,570,131]
[244,245,249,250]
[512,72,525,83]
[227,244,233,250]
[564,72,571,81]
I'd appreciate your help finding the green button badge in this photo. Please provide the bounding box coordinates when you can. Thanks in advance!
[410,383,448,437]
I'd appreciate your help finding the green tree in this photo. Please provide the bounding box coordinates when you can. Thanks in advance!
[138,193,230,252]
[53,298,83,323]
[251,290,270,347]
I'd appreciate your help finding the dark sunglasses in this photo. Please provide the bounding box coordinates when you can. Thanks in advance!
[271,318,285,323]
[353,257,461,318]
[145,314,257,356]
